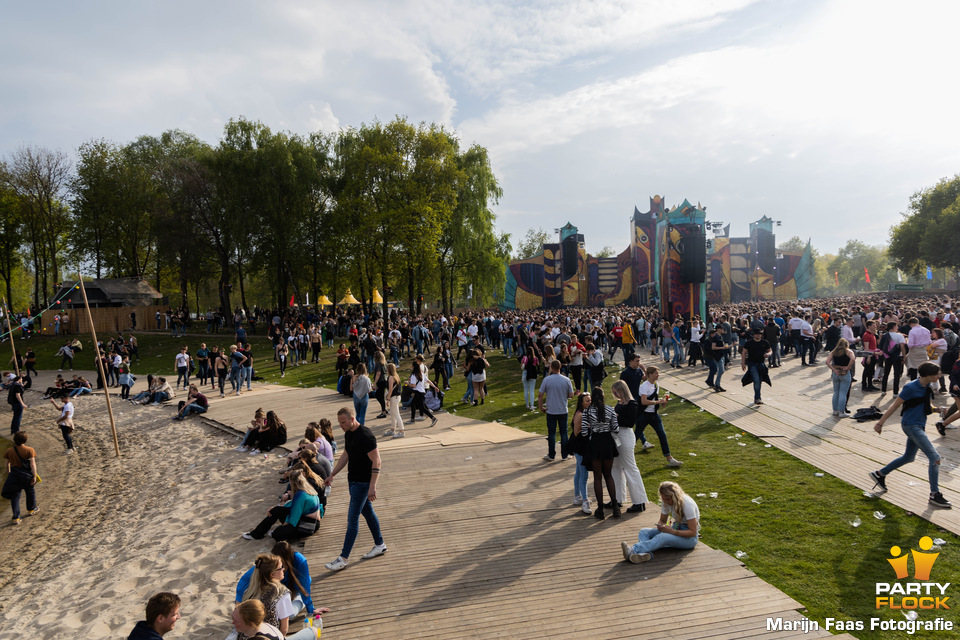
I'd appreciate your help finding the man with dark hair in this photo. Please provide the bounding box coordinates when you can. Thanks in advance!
[871,362,952,509]
[7,373,26,434]
[741,329,772,406]
[127,592,181,639]
[324,406,386,571]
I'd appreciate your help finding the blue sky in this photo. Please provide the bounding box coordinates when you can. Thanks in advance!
[2,0,958,257]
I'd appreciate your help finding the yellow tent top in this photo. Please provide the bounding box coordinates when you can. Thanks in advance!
[317,295,332,307]
[339,289,360,305]
[371,289,383,303]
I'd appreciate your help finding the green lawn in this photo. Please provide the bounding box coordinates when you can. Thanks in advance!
[12,332,960,638]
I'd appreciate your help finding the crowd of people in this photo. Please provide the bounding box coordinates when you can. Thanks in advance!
[3,292,957,637]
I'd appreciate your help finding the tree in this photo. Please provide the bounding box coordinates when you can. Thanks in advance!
[514,227,549,260]
[776,236,808,254]
[8,146,72,307]
[828,240,889,293]
[437,142,506,314]
[595,246,615,258]
[888,175,960,277]
[0,182,24,305]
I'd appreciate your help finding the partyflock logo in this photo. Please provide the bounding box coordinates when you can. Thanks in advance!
[876,536,950,610]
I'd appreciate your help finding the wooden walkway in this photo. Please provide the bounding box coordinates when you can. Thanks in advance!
[639,349,960,535]
[201,383,850,639]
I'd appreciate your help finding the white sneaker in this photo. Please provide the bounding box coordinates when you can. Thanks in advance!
[236,446,249,453]
[573,496,583,506]
[621,541,631,561]
[325,556,348,571]
[581,502,592,515]
[361,543,387,559]
[629,551,652,564]
[250,450,261,456]
[641,442,655,450]
[666,457,683,468]
[241,532,256,540]
[65,448,75,455]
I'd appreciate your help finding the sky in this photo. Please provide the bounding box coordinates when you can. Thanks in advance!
[2,0,959,258]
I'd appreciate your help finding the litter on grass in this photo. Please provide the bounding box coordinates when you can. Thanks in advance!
[738,443,747,447]
[720,421,727,425]
[670,471,679,477]
[751,497,763,504]
[933,537,947,545]
[765,444,772,448]
[873,511,886,520]
[850,517,861,527]
[735,551,748,559]
[814,473,824,477]
[903,611,918,622]
[689,452,697,456]
[862,491,875,498]
[709,492,718,498]
[696,493,707,497]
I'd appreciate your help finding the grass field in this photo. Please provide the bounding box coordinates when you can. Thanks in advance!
[9,331,959,638]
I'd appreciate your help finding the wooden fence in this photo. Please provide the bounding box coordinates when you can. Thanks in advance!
[38,305,169,337]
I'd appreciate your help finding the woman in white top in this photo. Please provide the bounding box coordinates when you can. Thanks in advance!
[621,481,699,564]
[384,363,405,438]
[409,358,439,428]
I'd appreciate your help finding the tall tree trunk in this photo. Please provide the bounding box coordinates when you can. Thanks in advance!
[236,258,249,313]
[406,257,415,315]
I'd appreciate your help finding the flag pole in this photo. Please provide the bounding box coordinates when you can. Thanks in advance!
[2,298,21,378]
[76,275,121,457]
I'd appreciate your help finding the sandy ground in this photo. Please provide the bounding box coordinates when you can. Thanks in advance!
[0,373,292,640]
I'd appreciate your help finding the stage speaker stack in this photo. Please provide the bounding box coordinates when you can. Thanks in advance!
[680,232,706,283]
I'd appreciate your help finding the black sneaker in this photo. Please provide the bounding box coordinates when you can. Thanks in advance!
[936,421,947,437]
[930,492,952,509]
[869,470,887,492]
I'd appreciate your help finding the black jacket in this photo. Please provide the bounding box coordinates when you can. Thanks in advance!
[127,621,163,640]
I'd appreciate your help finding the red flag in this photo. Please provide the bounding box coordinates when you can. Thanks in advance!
[289,294,295,307]
[834,271,839,286]
[864,267,871,283]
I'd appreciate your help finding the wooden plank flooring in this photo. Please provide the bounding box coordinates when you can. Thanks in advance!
[641,350,960,534]
[194,371,856,638]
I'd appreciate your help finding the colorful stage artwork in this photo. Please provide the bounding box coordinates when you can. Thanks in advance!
[501,205,815,312]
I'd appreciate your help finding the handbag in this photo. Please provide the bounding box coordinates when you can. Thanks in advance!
[1,447,34,499]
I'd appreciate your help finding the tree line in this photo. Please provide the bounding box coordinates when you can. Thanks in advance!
[0,116,511,316]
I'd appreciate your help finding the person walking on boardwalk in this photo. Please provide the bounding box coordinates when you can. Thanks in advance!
[324,406,386,571]
[870,362,952,509]
[740,329,772,406]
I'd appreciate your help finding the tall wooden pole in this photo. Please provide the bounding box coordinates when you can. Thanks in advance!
[76,277,121,457]
[1,298,21,378]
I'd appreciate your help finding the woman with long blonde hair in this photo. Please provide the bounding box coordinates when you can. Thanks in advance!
[234,553,321,639]
[384,363,404,438]
[243,470,321,542]
[620,481,699,564]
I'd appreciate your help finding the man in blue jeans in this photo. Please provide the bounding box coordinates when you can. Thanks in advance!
[870,362,952,509]
[740,329,772,405]
[324,406,387,571]
[7,374,26,434]
[704,328,726,393]
[538,360,575,461]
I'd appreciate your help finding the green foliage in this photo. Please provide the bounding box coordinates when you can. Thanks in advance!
[3,116,506,313]
[514,227,549,260]
[595,245,615,258]
[828,240,891,292]
[889,174,960,277]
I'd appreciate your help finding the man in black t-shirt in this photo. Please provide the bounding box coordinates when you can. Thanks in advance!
[741,329,773,405]
[323,406,386,572]
[704,328,727,392]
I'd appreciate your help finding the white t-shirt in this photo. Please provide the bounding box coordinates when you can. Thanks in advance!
[275,592,296,621]
[175,352,189,367]
[788,317,803,330]
[60,401,74,422]
[638,380,658,413]
[800,321,813,338]
[662,494,700,528]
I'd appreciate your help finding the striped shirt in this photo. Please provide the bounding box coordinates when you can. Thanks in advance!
[584,405,619,435]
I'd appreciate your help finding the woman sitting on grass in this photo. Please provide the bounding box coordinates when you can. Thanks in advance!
[620,481,699,564]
